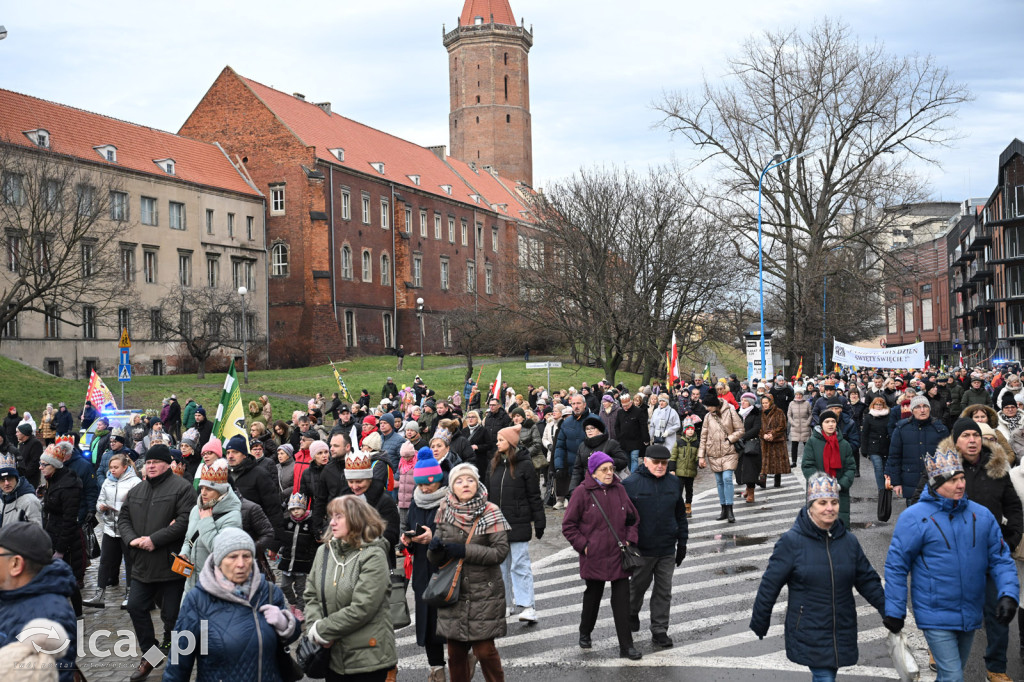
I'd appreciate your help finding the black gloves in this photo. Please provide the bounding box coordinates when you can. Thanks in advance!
[445,542,466,558]
[535,527,544,540]
[996,596,1019,625]
[675,545,686,567]
[427,536,444,552]
[882,616,904,634]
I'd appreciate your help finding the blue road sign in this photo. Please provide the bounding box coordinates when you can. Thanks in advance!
[118,364,132,382]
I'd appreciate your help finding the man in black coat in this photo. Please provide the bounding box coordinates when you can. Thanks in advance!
[481,399,511,473]
[192,407,213,450]
[14,423,43,487]
[117,445,194,681]
[622,444,687,649]
[225,435,283,552]
[311,432,387,537]
[769,376,795,417]
[615,393,649,472]
[54,403,74,437]
[165,395,182,442]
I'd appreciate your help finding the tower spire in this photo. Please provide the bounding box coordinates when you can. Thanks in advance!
[459,0,516,26]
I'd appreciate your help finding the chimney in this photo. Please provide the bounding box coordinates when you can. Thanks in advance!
[469,161,477,172]
[315,102,331,115]
[427,145,446,160]
[293,92,306,101]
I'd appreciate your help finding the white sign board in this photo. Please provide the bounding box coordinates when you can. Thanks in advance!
[745,338,773,381]
[525,362,562,369]
[832,340,925,369]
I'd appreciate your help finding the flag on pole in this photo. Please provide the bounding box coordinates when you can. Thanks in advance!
[85,369,118,412]
[924,356,931,371]
[959,351,964,368]
[665,351,671,386]
[328,357,351,401]
[795,356,803,380]
[702,361,711,382]
[212,360,247,444]
[670,333,679,385]
[489,369,503,402]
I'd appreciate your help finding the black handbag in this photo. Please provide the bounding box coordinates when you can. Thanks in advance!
[389,567,411,629]
[743,439,761,457]
[589,491,644,573]
[295,549,332,679]
[423,516,480,607]
[877,487,893,522]
[83,524,101,559]
[276,642,304,682]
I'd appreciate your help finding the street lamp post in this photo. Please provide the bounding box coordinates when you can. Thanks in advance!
[238,286,249,384]
[416,297,425,371]
[757,149,812,380]
[822,245,844,374]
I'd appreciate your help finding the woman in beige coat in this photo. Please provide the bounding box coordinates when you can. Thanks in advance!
[697,393,744,523]
[787,388,813,467]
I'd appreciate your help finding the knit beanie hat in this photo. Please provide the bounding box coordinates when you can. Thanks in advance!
[40,445,63,469]
[925,446,964,491]
[277,443,294,459]
[740,392,758,404]
[509,406,526,419]
[361,431,382,452]
[201,437,223,458]
[818,410,840,427]
[806,472,840,505]
[309,440,329,459]
[1002,391,1020,409]
[212,527,255,566]
[0,453,17,478]
[224,435,249,457]
[909,395,930,411]
[380,413,396,428]
[16,423,32,437]
[448,462,480,486]
[198,459,230,494]
[587,451,614,475]
[413,446,444,485]
[400,441,417,460]
[498,424,522,448]
[952,417,982,441]
[702,393,720,408]
[146,443,173,464]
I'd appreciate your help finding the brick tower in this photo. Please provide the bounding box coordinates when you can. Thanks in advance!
[444,0,534,187]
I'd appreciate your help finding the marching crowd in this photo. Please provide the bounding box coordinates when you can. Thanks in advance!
[0,366,1022,680]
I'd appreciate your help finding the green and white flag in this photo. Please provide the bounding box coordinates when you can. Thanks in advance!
[212,360,246,443]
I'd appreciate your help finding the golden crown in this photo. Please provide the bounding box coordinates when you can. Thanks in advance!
[806,473,840,501]
[200,462,230,485]
[925,448,962,482]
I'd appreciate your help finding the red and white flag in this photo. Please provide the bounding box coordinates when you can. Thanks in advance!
[85,369,118,411]
[489,369,503,402]
[670,333,679,384]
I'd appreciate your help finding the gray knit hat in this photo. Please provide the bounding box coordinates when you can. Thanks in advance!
[909,395,930,411]
[212,527,255,567]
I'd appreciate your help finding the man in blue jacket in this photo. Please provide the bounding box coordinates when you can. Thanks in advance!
[883,446,1019,681]
[553,394,590,509]
[622,444,687,649]
[886,396,949,500]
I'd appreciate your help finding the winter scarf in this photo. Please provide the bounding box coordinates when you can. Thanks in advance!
[1004,412,1023,433]
[413,485,447,510]
[822,432,842,477]
[869,407,889,418]
[739,404,754,420]
[438,487,509,535]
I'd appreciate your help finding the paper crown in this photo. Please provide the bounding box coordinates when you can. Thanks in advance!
[0,452,17,472]
[288,493,308,510]
[431,428,452,444]
[925,447,963,484]
[55,435,75,446]
[806,473,841,502]
[199,460,230,486]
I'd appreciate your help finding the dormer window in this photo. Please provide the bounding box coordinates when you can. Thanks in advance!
[370,162,385,174]
[154,158,175,175]
[94,145,117,163]
[470,194,481,204]
[474,15,484,24]
[440,184,452,195]
[408,175,421,186]
[330,148,345,162]
[24,129,49,148]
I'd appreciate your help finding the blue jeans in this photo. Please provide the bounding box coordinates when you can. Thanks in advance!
[809,668,836,682]
[714,470,734,505]
[868,454,886,491]
[983,574,1009,673]
[628,450,640,472]
[500,541,535,608]
[922,629,975,682]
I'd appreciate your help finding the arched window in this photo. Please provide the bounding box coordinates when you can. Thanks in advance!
[381,253,391,286]
[271,242,289,277]
[341,245,352,279]
[361,250,372,282]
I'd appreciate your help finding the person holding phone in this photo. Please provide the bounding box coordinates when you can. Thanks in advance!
[400,448,449,682]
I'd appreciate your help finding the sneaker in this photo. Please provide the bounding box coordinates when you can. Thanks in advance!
[652,632,673,648]
[505,605,516,618]
[518,606,538,623]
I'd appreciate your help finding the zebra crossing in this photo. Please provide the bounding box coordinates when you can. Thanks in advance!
[394,473,935,680]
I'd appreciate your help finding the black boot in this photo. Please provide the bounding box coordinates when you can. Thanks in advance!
[726,505,735,523]
[1019,608,1024,659]
[773,474,781,488]
[716,505,728,521]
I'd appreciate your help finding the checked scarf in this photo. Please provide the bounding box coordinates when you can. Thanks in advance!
[437,485,510,535]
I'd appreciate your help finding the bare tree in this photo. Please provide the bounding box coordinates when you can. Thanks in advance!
[0,142,131,340]
[443,294,502,381]
[657,18,971,371]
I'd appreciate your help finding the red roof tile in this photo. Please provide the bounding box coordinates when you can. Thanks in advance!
[234,71,532,222]
[460,0,517,27]
[0,88,259,197]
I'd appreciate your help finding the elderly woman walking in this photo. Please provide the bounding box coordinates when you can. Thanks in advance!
[759,394,790,488]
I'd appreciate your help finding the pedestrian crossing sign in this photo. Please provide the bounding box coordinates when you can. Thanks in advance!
[118,364,132,382]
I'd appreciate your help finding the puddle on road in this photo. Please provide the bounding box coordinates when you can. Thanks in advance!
[714,564,759,576]
[850,521,876,529]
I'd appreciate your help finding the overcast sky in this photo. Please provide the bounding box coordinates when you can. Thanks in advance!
[2,0,1021,202]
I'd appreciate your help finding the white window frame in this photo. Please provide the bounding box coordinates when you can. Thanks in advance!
[341,246,353,279]
[361,249,372,282]
[109,191,128,221]
[141,196,157,226]
[341,190,351,220]
[434,214,442,240]
[380,253,390,286]
[485,264,493,294]
[361,194,371,224]
[440,258,449,290]
[143,250,157,284]
[205,208,214,234]
[207,256,219,288]
[381,199,389,230]
[420,210,428,237]
[412,255,422,287]
[271,243,289,277]
[169,201,185,230]
[345,310,357,347]
[270,186,286,215]
[461,220,468,246]
[178,252,192,287]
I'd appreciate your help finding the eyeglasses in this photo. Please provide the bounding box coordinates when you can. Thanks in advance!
[647,460,668,466]
[0,553,17,559]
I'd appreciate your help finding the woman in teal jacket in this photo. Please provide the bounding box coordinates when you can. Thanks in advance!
[801,410,856,526]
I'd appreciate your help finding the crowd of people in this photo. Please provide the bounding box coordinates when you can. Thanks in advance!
[0,365,1022,680]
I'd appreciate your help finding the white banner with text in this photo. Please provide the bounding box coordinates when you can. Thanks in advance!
[832,340,925,369]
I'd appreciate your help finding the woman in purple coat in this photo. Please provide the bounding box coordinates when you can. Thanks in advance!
[561,451,642,660]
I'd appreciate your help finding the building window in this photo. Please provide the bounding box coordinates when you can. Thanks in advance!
[246,216,254,240]
[206,209,214,234]
[76,185,95,217]
[150,309,163,340]
[476,223,483,247]
[270,186,285,214]
[169,201,185,230]
[341,246,353,279]
[81,242,95,278]
[345,310,356,347]
[440,258,449,290]
[143,250,157,284]
[461,220,468,246]
[207,256,219,288]
[2,306,18,338]
[448,218,455,243]
[43,179,61,211]
[141,196,157,225]
[420,210,428,237]
[492,226,499,252]
[382,312,394,349]
[922,298,933,331]
[35,241,50,276]
[232,259,255,291]
[180,310,192,338]
[485,264,493,294]
[1009,265,1024,298]
[227,213,235,238]
[361,194,371,224]
[5,234,19,272]
[434,214,443,240]
[413,255,422,287]
[178,252,192,287]
[381,199,389,229]
[110,191,128,221]
[118,308,131,336]
[232,313,243,341]
[121,246,135,283]
[1,173,24,206]
[153,359,164,376]
[466,260,476,292]
[341,190,351,220]
[405,208,412,234]
[441,317,452,348]
[44,306,60,339]
[903,301,914,333]
[361,249,372,282]
[271,243,289,277]
[380,253,390,286]
[46,360,62,377]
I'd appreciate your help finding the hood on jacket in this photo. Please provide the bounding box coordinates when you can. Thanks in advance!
[960,403,1000,429]
[212,488,243,514]
[111,465,140,485]
[2,476,36,503]
[0,560,76,602]
[916,481,972,515]
[936,435,1012,481]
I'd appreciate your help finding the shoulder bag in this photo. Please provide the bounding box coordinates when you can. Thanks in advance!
[389,566,411,629]
[589,491,643,573]
[295,548,333,679]
[422,516,481,608]
[877,486,893,522]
